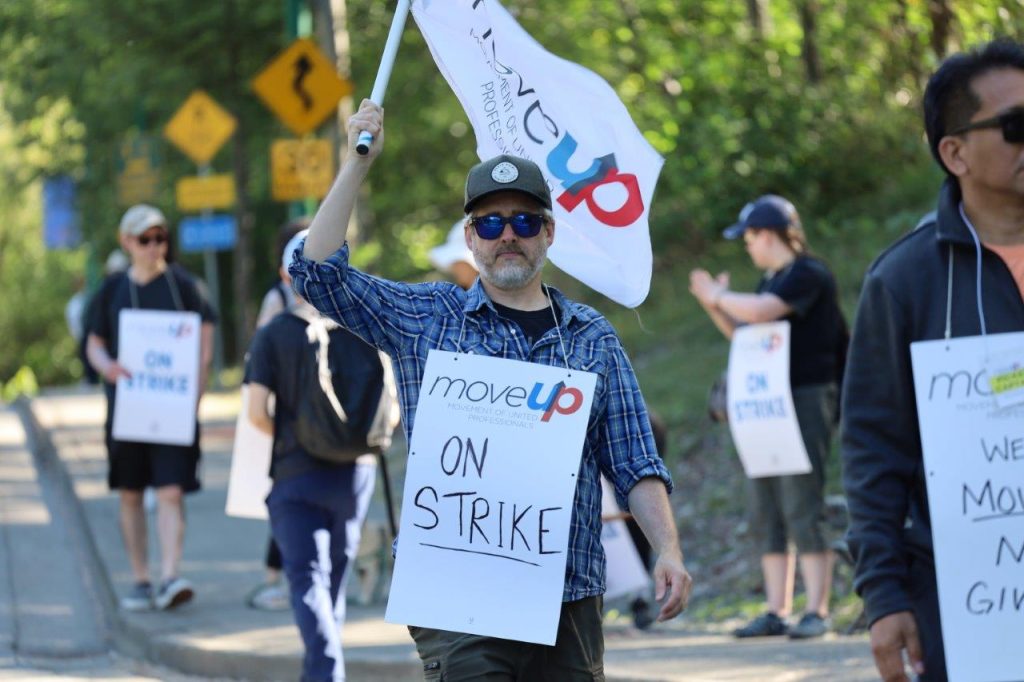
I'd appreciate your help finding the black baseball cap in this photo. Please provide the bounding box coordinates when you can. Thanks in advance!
[464,155,552,212]
[722,195,796,240]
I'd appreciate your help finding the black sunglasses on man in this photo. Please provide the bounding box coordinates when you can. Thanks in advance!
[948,106,1024,143]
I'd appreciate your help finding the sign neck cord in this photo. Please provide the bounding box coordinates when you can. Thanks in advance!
[454,283,570,371]
[956,202,989,337]
[129,269,184,312]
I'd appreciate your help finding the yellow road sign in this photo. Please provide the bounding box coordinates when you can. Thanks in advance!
[176,174,237,211]
[116,132,161,206]
[164,90,237,164]
[252,38,353,136]
[271,139,335,202]
[117,170,160,207]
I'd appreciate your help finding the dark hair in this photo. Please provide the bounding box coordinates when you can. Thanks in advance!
[924,38,1024,175]
[275,216,312,262]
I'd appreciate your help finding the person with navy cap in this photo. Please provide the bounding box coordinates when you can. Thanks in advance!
[690,195,847,640]
[288,99,692,680]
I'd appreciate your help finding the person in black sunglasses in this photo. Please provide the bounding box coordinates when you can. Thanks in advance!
[85,204,217,613]
[289,99,692,681]
[842,39,1024,682]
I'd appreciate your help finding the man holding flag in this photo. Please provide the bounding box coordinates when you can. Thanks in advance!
[290,99,691,678]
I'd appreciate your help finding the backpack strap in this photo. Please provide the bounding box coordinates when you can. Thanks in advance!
[125,268,185,311]
[366,351,400,449]
[289,305,348,424]
[274,280,291,310]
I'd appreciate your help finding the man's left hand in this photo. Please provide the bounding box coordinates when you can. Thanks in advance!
[652,552,693,621]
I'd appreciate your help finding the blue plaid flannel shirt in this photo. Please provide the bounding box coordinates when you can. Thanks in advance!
[290,242,672,602]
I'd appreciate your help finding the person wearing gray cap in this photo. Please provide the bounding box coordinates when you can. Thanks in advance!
[689,195,847,640]
[288,99,691,679]
[85,203,217,612]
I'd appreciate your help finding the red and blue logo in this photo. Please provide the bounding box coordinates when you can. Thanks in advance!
[526,380,585,422]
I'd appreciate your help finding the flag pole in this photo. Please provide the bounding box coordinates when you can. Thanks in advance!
[355,0,412,155]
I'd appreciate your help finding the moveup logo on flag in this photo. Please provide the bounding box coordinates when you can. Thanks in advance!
[411,0,663,308]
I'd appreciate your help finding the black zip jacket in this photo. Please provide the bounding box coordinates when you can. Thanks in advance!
[841,179,1024,626]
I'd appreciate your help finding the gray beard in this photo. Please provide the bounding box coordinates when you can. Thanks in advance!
[480,257,543,290]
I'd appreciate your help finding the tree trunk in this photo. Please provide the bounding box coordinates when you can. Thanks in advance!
[797,0,822,84]
[746,0,771,38]
[927,0,955,58]
[312,0,364,244]
[226,0,255,355]
[891,0,923,82]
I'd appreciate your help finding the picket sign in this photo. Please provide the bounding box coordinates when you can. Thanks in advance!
[600,477,650,600]
[225,385,274,520]
[726,321,811,478]
[112,310,200,446]
[386,350,596,645]
[911,333,1024,682]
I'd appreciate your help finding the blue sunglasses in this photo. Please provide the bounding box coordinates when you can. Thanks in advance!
[470,212,547,240]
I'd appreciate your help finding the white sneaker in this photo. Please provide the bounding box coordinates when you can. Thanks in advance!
[246,579,290,611]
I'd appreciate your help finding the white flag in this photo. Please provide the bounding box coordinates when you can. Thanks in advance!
[411,0,663,307]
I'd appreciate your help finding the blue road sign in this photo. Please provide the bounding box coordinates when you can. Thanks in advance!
[179,214,237,253]
[43,176,82,249]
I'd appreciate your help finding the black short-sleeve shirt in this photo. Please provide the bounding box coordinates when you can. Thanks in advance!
[88,264,218,358]
[757,255,844,387]
[247,313,382,480]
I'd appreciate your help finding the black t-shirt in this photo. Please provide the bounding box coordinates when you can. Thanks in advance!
[246,312,381,480]
[757,255,845,387]
[492,300,560,346]
[88,265,218,358]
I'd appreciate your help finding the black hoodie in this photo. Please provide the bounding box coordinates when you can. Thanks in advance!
[841,179,1024,627]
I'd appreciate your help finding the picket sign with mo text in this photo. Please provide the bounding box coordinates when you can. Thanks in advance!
[911,333,1024,682]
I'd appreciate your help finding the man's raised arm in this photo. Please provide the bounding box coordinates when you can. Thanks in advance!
[303,99,384,263]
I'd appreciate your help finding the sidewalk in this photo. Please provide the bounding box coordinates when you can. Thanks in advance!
[19,387,878,682]
[0,404,109,660]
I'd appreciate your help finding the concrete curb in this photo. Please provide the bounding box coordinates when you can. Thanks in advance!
[129,634,419,682]
[12,397,120,659]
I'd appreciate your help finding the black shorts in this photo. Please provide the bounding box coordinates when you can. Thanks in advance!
[104,384,201,493]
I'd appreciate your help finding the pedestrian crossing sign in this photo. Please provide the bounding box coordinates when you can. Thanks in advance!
[164,90,237,165]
